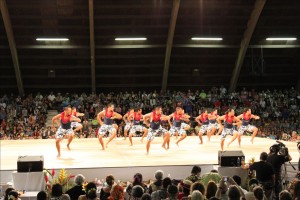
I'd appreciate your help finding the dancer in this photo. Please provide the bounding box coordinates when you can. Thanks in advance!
[52,106,81,157]
[143,106,170,154]
[71,107,85,135]
[168,107,190,146]
[227,108,260,147]
[207,109,223,142]
[123,108,134,140]
[128,108,148,146]
[97,103,122,150]
[217,108,241,151]
[195,109,210,144]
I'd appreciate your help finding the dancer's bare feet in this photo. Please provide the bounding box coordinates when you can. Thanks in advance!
[67,144,71,150]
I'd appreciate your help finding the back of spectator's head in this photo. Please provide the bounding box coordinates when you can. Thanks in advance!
[154,170,164,180]
[37,191,47,200]
[279,190,292,200]
[74,174,85,185]
[85,182,97,199]
[260,152,268,161]
[162,177,172,189]
[4,188,15,200]
[191,182,205,196]
[253,186,264,200]
[228,185,241,200]
[167,185,178,199]
[191,190,203,200]
[210,169,218,173]
[133,173,143,185]
[7,191,19,200]
[232,175,241,186]
[51,183,63,197]
[293,180,300,199]
[60,194,70,200]
[141,193,151,200]
[110,184,124,200]
[206,181,217,199]
[248,178,259,191]
[182,180,193,196]
[106,175,115,186]
[191,166,201,175]
[132,185,144,198]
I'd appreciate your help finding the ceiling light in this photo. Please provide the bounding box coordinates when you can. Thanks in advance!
[36,38,69,41]
[266,38,297,41]
[115,37,147,41]
[191,37,223,41]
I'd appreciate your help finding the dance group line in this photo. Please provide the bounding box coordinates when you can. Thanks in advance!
[52,104,260,157]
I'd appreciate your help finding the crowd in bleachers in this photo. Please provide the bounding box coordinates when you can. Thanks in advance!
[3,163,300,200]
[0,87,300,141]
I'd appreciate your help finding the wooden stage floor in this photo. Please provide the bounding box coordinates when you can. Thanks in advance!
[1,136,299,171]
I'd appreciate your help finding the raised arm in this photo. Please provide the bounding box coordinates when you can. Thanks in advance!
[251,114,260,120]
[168,113,174,127]
[217,115,225,125]
[195,115,202,125]
[76,112,85,117]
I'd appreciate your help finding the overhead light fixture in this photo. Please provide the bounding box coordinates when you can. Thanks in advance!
[266,38,297,41]
[36,38,69,41]
[191,37,223,41]
[115,37,147,41]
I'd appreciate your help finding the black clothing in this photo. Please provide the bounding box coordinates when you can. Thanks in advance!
[249,161,274,182]
[66,185,85,200]
[267,153,288,177]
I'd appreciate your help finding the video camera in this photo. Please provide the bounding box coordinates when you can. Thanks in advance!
[269,141,289,156]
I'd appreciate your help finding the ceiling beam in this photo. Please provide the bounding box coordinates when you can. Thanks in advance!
[0,0,24,96]
[162,0,180,92]
[229,0,266,93]
[89,0,96,93]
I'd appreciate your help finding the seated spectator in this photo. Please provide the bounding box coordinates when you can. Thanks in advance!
[131,185,144,200]
[107,184,124,200]
[166,184,178,200]
[227,185,242,200]
[7,190,20,200]
[201,169,222,187]
[66,174,86,200]
[178,179,193,200]
[190,190,204,200]
[245,178,259,200]
[37,191,47,200]
[279,190,292,200]
[206,181,218,199]
[151,177,172,200]
[190,182,205,197]
[141,193,151,200]
[185,165,201,183]
[79,182,97,200]
[253,186,265,200]
[126,173,148,194]
[148,170,164,194]
[100,175,115,200]
[232,175,247,194]
[50,183,70,200]
[4,187,15,200]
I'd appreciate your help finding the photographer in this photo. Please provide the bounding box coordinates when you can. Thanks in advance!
[267,142,292,200]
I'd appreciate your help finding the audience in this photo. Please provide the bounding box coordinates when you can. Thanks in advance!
[66,174,86,200]
[148,170,164,194]
[1,87,299,141]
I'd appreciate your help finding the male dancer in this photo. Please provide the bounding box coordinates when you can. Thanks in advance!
[227,108,260,147]
[123,108,134,140]
[71,107,85,135]
[97,103,122,150]
[52,106,81,157]
[168,107,190,146]
[207,109,223,142]
[143,106,170,154]
[128,108,148,146]
[217,108,241,151]
[195,109,210,144]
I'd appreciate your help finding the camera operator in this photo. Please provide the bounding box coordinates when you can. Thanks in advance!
[267,142,292,200]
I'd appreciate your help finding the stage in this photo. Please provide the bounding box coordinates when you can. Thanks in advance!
[1,136,299,183]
